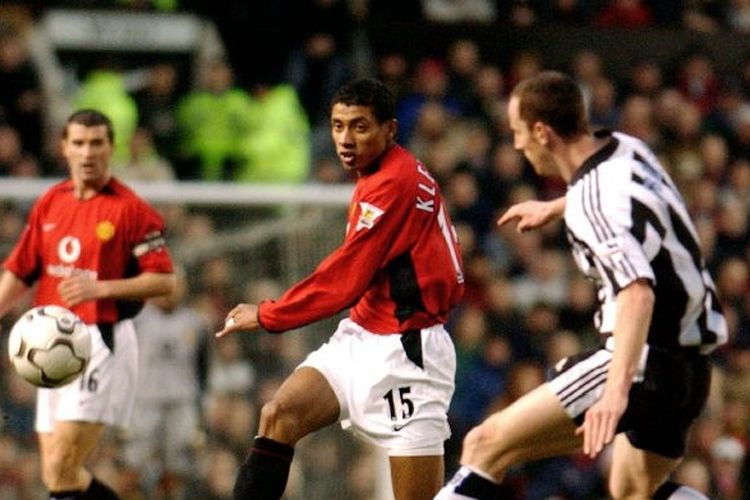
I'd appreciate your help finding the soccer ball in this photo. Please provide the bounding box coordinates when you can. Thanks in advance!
[8,305,92,388]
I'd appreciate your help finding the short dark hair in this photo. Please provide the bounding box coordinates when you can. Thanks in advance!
[511,71,589,139]
[63,109,115,143]
[331,79,395,123]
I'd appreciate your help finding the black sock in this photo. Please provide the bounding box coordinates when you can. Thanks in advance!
[653,481,708,500]
[49,490,83,500]
[83,478,119,500]
[49,477,119,500]
[233,436,295,500]
[441,466,504,499]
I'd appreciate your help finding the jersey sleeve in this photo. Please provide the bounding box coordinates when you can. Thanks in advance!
[3,200,43,285]
[569,163,655,295]
[128,200,174,274]
[259,173,413,333]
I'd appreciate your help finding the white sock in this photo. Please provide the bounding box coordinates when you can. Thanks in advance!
[434,466,500,500]
[667,486,708,500]
[654,481,709,500]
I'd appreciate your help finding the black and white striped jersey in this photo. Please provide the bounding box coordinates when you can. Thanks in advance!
[564,130,727,354]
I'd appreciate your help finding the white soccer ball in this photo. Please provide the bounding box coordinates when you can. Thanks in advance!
[8,305,91,388]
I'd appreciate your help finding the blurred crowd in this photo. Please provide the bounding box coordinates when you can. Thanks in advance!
[2,0,750,499]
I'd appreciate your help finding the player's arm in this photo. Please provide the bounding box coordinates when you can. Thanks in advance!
[216,303,259,338]
[0,270,31,318]
[220,175,412,336]
[497,196,565,232]
[577,278,653,457]
[58,272,176,307]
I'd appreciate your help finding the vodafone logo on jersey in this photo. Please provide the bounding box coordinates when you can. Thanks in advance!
[57,236,81,263]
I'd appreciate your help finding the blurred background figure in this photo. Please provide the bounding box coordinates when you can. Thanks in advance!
[0,22,42,160]
[231,79,310,183]
[73,67,138,164]
[175,59,249,180]
[133,62,181,162]
[113,127,175,182]
[124,268,209,499]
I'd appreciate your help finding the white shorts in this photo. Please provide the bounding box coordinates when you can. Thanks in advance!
[299,318,456,457]
[35,320,138,433]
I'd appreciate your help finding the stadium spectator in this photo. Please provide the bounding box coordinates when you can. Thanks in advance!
[397,58,463,145]
[588,77,620,130]
[0,22,42,158]
[231,81,310,183]
[421,0,497,23]
[445,39,483,114]
[0,124,23,175]
[74,70,139,165]
[376,51,411,106]
[174,59,249,180]
[112,127,175,182]
[132,62,181,162]
[592,0,653,29]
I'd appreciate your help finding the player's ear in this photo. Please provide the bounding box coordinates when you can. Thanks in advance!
[388,119,398,141]
[532,121,549,145]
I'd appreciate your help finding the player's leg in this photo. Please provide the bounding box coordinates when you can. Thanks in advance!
[233,366,340,499]
[38,421,118,499]
[437,384,581,499]
[608,434,682,499]
[389,455,443,500]
[607,349,712,499]
[36,323,129,500]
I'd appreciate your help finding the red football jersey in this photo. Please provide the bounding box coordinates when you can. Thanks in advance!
[4,178,174,324]
[259,144,465,334]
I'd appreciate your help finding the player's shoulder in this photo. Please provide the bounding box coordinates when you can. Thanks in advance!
[579,131,643,179]
[606,131,653,164]
[376,144,422,186]
[34,179,73,209]
[109,177,164,218]
[108,177,154,205]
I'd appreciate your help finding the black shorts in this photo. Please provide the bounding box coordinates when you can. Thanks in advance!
[548,343,710,458]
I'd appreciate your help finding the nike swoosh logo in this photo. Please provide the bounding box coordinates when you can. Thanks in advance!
[392,423,407,432]
[42,223,56,232]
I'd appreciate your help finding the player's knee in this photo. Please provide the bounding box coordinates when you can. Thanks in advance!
[461,423,510,475]
[259,399,299,441]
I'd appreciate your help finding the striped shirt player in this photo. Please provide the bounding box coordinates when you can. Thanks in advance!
[549,129,727,439]
[438,71,725,500]
[4,177,175,434]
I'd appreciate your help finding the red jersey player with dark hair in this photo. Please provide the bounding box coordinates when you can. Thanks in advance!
[217,78,465,500]
[0,109,175,500]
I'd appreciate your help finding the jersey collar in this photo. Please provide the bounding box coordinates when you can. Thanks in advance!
[568,129,619,186]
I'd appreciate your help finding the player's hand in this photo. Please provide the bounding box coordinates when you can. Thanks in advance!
[57,275,99,307]
[497,198,564,232]
[215,303,260,338]
[575,388,628,458]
